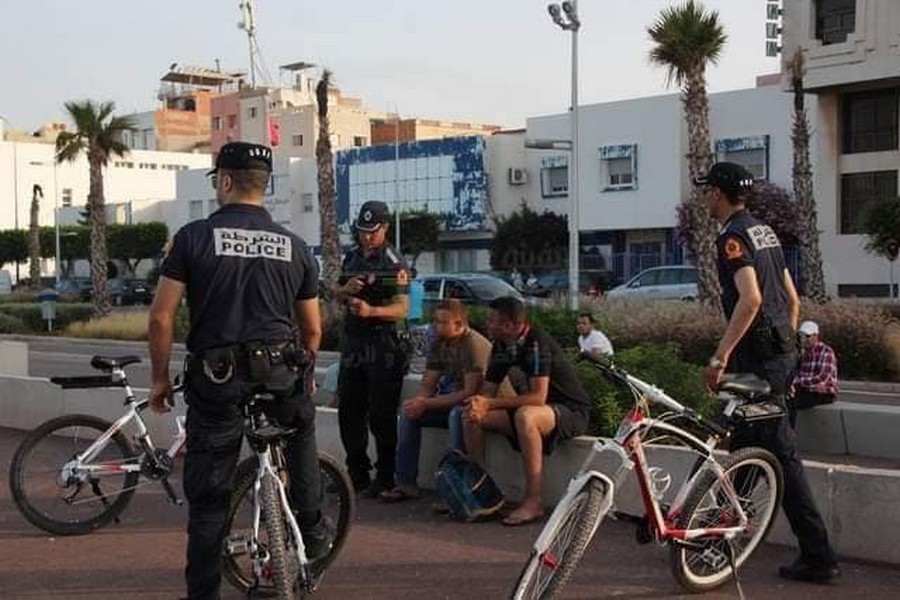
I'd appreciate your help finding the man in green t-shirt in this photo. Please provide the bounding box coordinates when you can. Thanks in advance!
[380,299,506,502]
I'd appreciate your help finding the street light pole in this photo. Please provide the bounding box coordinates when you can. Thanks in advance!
[548,1,581,311]
[394,109,401,252]
[54,163,61,285]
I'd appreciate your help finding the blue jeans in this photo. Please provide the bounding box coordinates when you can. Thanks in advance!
[395,405,465,487]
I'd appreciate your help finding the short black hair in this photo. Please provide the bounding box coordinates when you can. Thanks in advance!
[488,296,527,324]
[578,313,595,324]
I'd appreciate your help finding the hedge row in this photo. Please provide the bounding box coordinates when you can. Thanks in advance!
[0,303,94,333]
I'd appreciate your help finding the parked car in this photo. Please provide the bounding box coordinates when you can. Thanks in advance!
[55,277,155,305]
[55,278,93,302]
[523,270,618,298]
[419,273,527,308]
[605,266,698,301]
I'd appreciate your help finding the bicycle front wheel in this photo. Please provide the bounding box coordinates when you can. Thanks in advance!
[8,414,140,536]
[669,446,783,592]
[511,479,608,600]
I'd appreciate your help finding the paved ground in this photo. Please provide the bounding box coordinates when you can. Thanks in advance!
[2,426,899,600]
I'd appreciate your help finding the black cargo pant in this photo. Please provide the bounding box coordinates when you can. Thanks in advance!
[729,347,837,568]
[337,332,407,490]
[182,361,322,600]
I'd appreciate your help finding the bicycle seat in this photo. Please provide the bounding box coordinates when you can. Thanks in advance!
[91,355,142,371]
[718,373,771,397]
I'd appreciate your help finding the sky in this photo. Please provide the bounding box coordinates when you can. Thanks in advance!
[0,0,781,132]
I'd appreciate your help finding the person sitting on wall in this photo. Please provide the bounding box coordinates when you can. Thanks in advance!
[790,320,838,429]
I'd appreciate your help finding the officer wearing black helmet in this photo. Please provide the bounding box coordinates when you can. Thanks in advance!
[696,161,839,584]
[336,200,410,497]
[148,142,333,599]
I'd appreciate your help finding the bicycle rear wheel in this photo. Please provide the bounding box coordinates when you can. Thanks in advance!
[8,414,140,536]
[223,452,355,596]
[511,479,608,600]
[259,471,293,599]
[669,447,783,592]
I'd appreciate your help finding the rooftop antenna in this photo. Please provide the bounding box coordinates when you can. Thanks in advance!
[237,0,258,87]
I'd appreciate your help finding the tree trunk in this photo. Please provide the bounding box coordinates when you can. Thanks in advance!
[316,75,342,325]
[88,157,111,318]
[682,68,721,315]
[789,49,828,303]
[28,187,42,289]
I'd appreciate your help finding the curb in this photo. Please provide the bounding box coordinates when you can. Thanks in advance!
[840,380,900,394]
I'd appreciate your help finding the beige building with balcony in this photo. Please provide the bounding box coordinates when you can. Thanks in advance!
[782,0,900,297]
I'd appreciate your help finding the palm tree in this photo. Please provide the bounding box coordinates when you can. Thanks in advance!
[648,0,727,313]
[315,71,341,307]
[29,185,43,289]
[787,48,828,303]
[55,100,135,317]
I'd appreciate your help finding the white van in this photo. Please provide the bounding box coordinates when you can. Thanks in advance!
[0,270,12,295]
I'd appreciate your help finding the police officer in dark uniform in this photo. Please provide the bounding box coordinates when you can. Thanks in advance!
[336,201,410,496]
[696,162,840,584]
[148,142,333,599]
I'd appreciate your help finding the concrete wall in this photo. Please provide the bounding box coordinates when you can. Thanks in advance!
[2,339,899,565]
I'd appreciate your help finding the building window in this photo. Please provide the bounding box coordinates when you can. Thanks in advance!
[301,192,314,213]
[212,116,223,131]
[842,88,899,154]
[715,135,769,179]
[248,106,258,119]
[815,0,856,45]
[540,156,568,198]
[840,171,897,234]
[189,200,204,220]
[227,114,237,129]
[61,188,72,208]
[354,136,367,147]
[292,134,303,147]
[598,144,638,191]
[207,199,218,215]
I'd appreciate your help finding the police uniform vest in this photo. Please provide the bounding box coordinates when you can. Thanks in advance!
[161,203,319,353]
[717,209,793,359]
[340,243,409,337]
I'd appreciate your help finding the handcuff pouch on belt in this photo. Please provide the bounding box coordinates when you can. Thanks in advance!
[197,341,307,386]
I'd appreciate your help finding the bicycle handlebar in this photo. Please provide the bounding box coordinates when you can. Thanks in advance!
[577,352,728,439]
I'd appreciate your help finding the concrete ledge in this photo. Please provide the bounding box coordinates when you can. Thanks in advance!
[3,345,900,565]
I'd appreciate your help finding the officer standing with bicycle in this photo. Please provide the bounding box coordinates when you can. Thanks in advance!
[336,200,410,497]
[696,162,839,584]
[148,142,333,599]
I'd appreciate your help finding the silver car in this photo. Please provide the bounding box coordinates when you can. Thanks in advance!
[606,266,698,301]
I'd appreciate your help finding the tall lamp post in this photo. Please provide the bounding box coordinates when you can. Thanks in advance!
[547,1,581,310]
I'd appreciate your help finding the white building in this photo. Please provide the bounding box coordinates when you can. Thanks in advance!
[782,0,900,297]
[0,138,211,280]
[488,80,805,283]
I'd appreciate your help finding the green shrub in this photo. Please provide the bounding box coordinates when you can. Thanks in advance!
[0,312,27,333]
[0,303,93,332]
[575,343,714,437]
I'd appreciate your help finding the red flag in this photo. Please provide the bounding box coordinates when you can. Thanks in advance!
[268,116,281,147]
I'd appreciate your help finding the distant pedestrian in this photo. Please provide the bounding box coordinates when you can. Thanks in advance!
[790,320,838,428]
[575,313,614,358]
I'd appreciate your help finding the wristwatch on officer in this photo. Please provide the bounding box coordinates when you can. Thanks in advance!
[708,357,726,370]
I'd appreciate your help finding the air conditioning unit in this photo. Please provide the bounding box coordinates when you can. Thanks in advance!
[508,167,528,185]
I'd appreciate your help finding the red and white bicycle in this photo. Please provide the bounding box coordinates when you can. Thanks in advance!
[511,353,784,599]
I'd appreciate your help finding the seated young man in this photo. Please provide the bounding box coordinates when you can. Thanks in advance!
[462,296,591,526]
[381,299,501,502]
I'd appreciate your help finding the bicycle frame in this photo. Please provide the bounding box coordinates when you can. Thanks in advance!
[535,367,749,557]
[61,367,186,481]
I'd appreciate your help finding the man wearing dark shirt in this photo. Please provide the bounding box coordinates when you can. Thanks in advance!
[462,296,590,526]
[148,142,331,598]
[697,161,839,585]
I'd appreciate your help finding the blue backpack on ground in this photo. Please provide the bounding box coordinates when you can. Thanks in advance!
[434,449,505,522]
